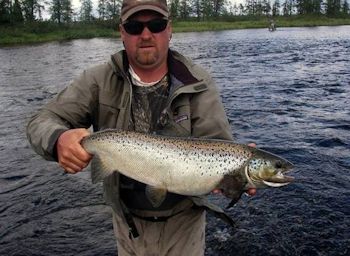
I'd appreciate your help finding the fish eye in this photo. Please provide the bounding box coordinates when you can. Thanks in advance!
[275,161,282,169]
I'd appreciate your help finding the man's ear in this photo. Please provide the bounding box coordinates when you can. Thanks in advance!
[167,21,172,41]
[119,24,125,41]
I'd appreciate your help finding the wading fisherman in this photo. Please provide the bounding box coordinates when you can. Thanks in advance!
[27,0,255,255]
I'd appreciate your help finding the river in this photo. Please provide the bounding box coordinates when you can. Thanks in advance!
[0,26,349,255]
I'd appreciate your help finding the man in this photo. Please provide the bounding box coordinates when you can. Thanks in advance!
[27,0,255,255]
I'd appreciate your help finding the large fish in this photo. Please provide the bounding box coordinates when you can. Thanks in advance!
[81,130,294,208]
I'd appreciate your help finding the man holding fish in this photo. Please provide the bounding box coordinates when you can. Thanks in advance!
[27,0,293,255]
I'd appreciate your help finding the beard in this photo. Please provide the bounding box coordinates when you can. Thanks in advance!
[135,40,160,66]
[135,48,159,66]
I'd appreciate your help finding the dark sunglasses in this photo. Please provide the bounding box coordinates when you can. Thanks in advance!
[123,18,168,35]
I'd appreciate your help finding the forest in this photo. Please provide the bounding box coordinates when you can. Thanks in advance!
[1,0,349,45]
[1,0,349,24]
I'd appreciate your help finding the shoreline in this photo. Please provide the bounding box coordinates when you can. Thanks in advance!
[1,16,350,46]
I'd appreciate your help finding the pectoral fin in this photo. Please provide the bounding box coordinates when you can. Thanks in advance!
[145,185,167,208]
[91,155,115,183]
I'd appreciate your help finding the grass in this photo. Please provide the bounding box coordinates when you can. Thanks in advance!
[1,15,350,46]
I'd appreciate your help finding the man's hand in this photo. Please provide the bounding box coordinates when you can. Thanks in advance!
[57,128,92,174]
[246,142,257,196]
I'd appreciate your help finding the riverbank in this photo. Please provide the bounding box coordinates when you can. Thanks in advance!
[1,16,350,46]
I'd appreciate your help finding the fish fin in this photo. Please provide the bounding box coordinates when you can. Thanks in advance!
[91,155,115,184]
[191,196,236,227]
[145,185,167,208]
[226,191,244,209]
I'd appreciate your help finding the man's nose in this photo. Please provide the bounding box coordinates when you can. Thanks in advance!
[140,26,153,39]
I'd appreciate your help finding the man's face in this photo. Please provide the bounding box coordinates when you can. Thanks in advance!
[120,11,172,71]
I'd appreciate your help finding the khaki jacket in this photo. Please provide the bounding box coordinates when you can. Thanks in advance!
[27,50,233,220]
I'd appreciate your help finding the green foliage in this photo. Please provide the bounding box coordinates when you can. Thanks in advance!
[0,21,119,45]
[2,14,350,46]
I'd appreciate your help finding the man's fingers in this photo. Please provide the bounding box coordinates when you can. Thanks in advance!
[248,143,256,148]
[246,188,257,196]
[212,189,222,194]
[60,150,90,171]
[73,146,93,163]
[57,128,92,174]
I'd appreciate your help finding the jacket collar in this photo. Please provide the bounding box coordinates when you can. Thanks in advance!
[110,49,201,86]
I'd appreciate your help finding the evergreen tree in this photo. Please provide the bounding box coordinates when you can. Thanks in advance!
[80,0,93,21]
[169,0,180,19]
[212,0,225,16]
[342,0,349,15]
[193,0,201,19]
[282,0,294,15]
[295,0,321,14]
[325,0,342,16]
[239,3,245,14]
[22,0,44,21]
[262,0,272,15]
[98,0,107,20]
[50,0,72,23]
[105,0,121,20]
[272,0,281,15]
[12,0,24,23]
[202,0,213,18]
[0,0,11,24]
[179,0,191,19]
[62,0,72,22]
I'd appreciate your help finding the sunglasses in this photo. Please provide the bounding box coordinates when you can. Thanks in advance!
[122,18,168,35]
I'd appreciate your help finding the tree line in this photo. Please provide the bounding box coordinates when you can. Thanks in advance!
[1,0,349,25]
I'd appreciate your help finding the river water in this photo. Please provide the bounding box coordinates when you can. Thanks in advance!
[0,26,349,255]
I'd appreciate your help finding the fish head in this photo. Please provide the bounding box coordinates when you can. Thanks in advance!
[218,148,294,208]
[246,148,294,188]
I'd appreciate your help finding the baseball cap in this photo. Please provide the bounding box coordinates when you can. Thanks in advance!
[121,0,169,22]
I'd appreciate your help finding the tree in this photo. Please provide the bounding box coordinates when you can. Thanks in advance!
[295,0,322,14]
[239,3,245,14]
[12,0,24,23]
[98,0,107,20]
[179,0,191,19]
[272,0,281,15]
[212,0,225,16]
[50,0,72,23]
[282,0,294,15]
[325,0,342,16]
[193,0,201,19]
[80,0,93,21]
[22,0,44,21]
[61,0,72,22]
[105,0,121,20]
[0,0,11,24]
[342,0,349,15]
[262,0,272,15]
[202,0,213,18]
[169,0,180,19]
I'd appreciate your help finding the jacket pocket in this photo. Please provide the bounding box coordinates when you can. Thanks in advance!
[159,95,191,137]
[97,91,120,130]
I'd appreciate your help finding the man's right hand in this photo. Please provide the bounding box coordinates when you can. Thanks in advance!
[57,128,92,174]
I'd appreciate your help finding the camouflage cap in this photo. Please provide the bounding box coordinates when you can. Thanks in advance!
[121,0,169,22]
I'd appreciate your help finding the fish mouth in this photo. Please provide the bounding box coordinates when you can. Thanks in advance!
[262,170,295,187]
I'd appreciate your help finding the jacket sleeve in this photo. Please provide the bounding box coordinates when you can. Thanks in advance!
[190,74,233,141]
[26,69,99,161]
